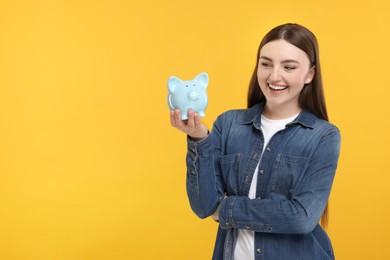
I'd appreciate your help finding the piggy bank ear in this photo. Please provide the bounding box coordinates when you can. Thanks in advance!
[168,76,182,93]
[195,72,209,89]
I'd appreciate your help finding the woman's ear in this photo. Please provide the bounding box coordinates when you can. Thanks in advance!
[305,66,315,84]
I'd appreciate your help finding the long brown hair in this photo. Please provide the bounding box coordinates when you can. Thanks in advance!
[247,23,330,228]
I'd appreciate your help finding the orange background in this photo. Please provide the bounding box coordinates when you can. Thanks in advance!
[1,0,389,259]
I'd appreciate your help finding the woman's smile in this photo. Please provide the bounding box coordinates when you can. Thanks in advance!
[268,83,288,91]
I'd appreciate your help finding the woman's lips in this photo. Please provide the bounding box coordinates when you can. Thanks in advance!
[268,83,288,91]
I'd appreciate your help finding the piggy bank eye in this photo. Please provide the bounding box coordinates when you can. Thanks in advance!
[193,84,196,87]
[186,85,188,87]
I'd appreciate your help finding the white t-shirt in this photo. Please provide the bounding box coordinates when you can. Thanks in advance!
[234,113,299,260]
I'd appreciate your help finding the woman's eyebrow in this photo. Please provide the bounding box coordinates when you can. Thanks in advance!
[260,56,300,64]
[282,59,300,64]
[259,56,272,61]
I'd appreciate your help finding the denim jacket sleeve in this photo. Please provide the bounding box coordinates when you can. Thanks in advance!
[218,126,341,234]
[186,115,226,219]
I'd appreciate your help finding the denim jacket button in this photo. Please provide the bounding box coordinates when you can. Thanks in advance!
[259,169,264,175]
[245,225,251,230]
[256,248,262,253]
[266,147,271,152]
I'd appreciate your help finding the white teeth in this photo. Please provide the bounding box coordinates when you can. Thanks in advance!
[268,84,287,90]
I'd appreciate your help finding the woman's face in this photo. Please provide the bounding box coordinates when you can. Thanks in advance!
[257,39,314,116]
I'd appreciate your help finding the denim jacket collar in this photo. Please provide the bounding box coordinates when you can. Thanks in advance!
[242,102,317,129]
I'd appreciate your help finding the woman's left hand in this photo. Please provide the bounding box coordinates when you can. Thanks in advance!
[211,206,220,222]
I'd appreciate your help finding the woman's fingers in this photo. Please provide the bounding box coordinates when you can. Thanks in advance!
[170,110,176,127]
[170,109,207,139]
[194,112,201,129]
[170,109,188,133]
[187,110,195,129]
[173,110,184,129]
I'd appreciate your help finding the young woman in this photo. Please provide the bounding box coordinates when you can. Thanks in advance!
[170,23,341,260]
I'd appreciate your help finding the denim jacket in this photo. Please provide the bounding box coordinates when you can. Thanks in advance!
[186,103,341,260]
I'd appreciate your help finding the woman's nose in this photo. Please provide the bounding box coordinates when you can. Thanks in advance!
[269,67,281,81]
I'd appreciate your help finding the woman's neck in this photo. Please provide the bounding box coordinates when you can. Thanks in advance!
[262,103,301,120]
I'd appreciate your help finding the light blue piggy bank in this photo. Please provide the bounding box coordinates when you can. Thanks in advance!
[167,72,209,120]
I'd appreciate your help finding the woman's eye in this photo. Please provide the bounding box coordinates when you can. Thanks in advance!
[261,62,271,68]
[285,66,296,71]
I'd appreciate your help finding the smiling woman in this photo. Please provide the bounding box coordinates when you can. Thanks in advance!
[170,23,341,260]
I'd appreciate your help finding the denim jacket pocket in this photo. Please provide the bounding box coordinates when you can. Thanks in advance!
[271,154,310,197]
[219,153,241,195]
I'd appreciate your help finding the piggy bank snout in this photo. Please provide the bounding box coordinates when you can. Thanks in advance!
[187,91,200,100]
